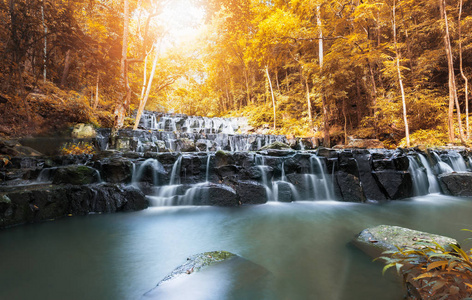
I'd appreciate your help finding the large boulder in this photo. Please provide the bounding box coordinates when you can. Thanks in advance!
[335,171,366,202]
[71,123,97,139]
[235,180,267,204]
[0,139,43,157]
[52,165,101,185]
[99,158,133,183]
[352,225,459,259]
[142,251,270,300]
[438,172,472,196]
[373,170,413,199]
[258,141,291,151]
[192,183,239,206]
[345,138,384,149]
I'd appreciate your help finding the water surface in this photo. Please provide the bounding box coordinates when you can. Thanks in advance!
[1,194,472,300]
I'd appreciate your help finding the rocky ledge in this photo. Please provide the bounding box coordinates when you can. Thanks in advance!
[0,183,148,229]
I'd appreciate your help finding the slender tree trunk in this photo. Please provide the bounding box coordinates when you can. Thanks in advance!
[275,69,281,94]
[356,77,362,126]
[301,68,312,124]
[93,73,99,110]
[111,0,130,146]
[61,49,71,87]
[393,0,410,147]
[317,5,329,146]
[244,67,250,106]
[441,0,465,143]
[368,62,379,139]
[265,65,277,130]
[41,3,47,83]
[459,0,469,140]
[134,46,160,130]
[343,98,348,144]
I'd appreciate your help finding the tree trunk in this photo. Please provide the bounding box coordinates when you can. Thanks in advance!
[60,49,71,87]
[317,5,329,147]
[441,0,465,143]
[368,62,379,138]
[41,3,47,83]
[93,73,100,110]
[265,65,277,130]
[459,0,469,140]
[111,0,130,146]
[343,97,348,144]
[301,67,312,124]
[134,46,160,130]
[393,0,410,147]
[356,77,362,126]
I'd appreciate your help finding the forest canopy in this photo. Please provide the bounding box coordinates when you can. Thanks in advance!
[1,0,471,148]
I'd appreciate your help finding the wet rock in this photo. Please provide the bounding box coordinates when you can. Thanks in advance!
[316,147,338,159]
[235,180,267,204]
[0,139,43,157]
[142,251,270,300]
[335,171,365,202]
[353,152,387,201]
[71,123,96,139]
[261,149,295,157]
[192,183,238,206]
[0,183,148,228]
[100,158,133,183]
[258,141,291,151]
[52,165,101,185]
[373,170,413,199]
[345,138,384,149]
[215,165,241,179]
[275,181,294,202]
[352,225,458,259]
[176,138,196,152]
[438,173,472,196]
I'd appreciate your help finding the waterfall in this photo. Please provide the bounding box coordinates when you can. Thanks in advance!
[448,151,467,172]
[407,156,429,196]
[205,154,212,182]
[255,155,274,200]
[307,155,333,200]
[132,158,164,186]
[418,154,440,193]
[432,152,454,174]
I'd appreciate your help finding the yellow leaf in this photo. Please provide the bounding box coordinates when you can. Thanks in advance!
[426,261,448,271]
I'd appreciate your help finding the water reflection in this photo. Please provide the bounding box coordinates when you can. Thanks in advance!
[1,195,472,299]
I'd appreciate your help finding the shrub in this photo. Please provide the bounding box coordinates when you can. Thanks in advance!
[60,142,95,155]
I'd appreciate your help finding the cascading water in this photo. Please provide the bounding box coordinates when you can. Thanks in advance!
[448,151,467,172]
[418,154,440,193]
[305,155,333,200]
[407,155,429,196]
[132,158,165,186]
[432,152,454,174]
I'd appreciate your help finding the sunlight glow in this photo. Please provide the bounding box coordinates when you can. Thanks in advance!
[160,0,205,45]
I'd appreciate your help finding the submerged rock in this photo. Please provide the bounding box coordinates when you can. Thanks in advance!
[142,251,270,300]
[438,172,472,196]
[352,225,458,259]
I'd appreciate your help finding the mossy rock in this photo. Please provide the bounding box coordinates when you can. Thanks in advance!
[352,225,458,259]
[258,141,291,151]
[52,165,100,185]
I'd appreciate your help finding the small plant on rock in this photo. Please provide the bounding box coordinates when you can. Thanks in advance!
[378,234,472,299]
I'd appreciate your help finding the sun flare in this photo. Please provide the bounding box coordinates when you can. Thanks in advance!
[160,0,205,44]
